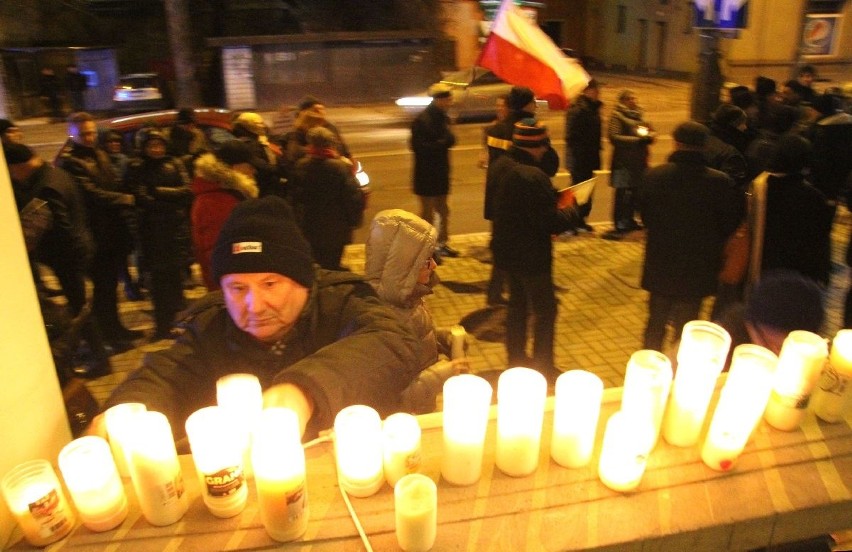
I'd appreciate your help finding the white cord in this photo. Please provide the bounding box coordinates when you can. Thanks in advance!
[339,480,374,552]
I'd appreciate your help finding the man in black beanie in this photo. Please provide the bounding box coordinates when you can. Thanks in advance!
[93,195,419,441]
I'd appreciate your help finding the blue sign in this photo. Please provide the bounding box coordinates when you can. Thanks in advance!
[694,0,749,30]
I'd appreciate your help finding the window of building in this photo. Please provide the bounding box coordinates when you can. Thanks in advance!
[807,0,844,13]
[617,5,627,33]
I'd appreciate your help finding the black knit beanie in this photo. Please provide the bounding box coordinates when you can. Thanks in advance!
[211,196,315,288]
[745,269,824,333]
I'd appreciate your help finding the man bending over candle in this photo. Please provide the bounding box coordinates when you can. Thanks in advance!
[89,195,420,441]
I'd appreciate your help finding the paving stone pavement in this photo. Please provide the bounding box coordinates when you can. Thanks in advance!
[80,209,851,410]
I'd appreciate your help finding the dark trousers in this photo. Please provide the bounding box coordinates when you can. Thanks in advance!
[505,270,558,371]
[148,267,184,335]
[643,293,704,351]
[613,187,638,230]
[90,246,128,339]
[486,222,507,303]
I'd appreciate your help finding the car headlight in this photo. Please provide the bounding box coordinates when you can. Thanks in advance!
[395,97,432,107]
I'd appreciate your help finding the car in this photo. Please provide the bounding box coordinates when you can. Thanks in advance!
[395,66,549,123]
[112,73,170,113]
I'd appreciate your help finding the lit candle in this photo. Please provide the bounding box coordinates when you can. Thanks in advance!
[701,344,777,471]
[621,350,672,451]
[1,459,75,547]
[125,411,188,526]
[450,325,467,363]
[185,406,248,518]
[812,329,852,423]
[216,373,263,477]
[764,330,828,430]
[395,474,437,552]
[597,411,654,492]
[441,374,493,486]
[334,405,385,497]
[550,370,603,468]
[58,436,128,532]
[383,413,422,487]
[495,367,547,477]
[251,408,309,542]
[662,321,731,447]
[104,402,147,478]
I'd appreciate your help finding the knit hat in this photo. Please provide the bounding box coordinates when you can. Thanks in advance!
[712,104,747,128]
[673,121,709,147]
[3,142,34,164]
[507,86,535,111]
[176,108,196,125]
[767,134,811,174]
[728,86,755,110]
[428,83,452,99]
[512,118,549,148]
[0,118,18,135]
[215,139,254,166]
[745,269,824,333]
[755,76,776,98]
[211,195,315,288]
[233,112,267,136]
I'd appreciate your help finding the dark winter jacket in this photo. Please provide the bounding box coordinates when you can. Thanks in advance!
[639,150,744,297]
[608,103,652,185]
[103,270,420,441]
[565,94,603,183]
[490,147,579,274]
[410,102,455,196]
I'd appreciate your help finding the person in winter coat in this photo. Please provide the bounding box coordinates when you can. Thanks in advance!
[604,89,655,239]
[490,119,580,380]
[565,78,603,232]
[190,139,259,290]
[290,126,364,271]
[232,111,286,198]
[364,209,461,412]
[92,196,420,442]
[125,130,193,339]
[638,122,744,351]
[410,83,459,259]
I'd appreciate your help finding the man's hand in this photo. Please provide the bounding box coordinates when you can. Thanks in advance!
[85,412,109,439]
[263,383,315,438]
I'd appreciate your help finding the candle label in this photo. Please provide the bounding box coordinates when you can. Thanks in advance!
[27,489,72,539]
[405,451,422,474]
[160,472,186,504]
[204,466,244,497]
[770,389,811,409]
[286,482,307,522]
[818,364,850,397]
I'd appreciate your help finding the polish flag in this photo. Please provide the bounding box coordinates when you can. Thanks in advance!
[477,0,590,110]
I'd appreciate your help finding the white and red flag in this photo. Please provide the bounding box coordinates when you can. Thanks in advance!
[477,0,590,110]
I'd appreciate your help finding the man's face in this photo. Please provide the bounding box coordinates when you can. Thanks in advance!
[495,98,509,122]
[434,95,454,112]
[221,272,309,343]
[70,120,98,148]
[144,139,166,159]
[417,257,437,285]
[622,94,639,110]
[584,86,600,101]
[797,72,814,88]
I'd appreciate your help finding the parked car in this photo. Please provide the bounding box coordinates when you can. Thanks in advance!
[112,73,170,113]
[395,66,549,123]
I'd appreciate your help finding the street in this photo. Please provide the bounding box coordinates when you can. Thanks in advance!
[18,71,692,244]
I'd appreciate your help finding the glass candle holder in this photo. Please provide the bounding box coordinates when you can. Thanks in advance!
[125,411,188,526]
[104,402,147,478]
[251,408,309,542]
[551,370,604,468]
[2,459,75,547]
[394,474,437,552]
[764,330,828,431]
[185,406,249,518]
[663,321,731,447]
[450,325,467,362]
[58,436,128,532]
[701,344,778,471]
[812,329,852,423]
[496,367,547,477]
[441,374,493,486]
[216,373,263,477]
[334,405,384,497]
[383,413,422,488]
[621,350,672,452]
[597,411,654,492]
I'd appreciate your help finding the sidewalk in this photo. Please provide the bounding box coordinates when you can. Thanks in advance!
[78,208,851,407]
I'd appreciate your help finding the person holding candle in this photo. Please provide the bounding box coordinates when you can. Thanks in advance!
[90,195,420,442]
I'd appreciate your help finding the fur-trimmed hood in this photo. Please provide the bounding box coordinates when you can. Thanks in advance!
[191,152,259,199]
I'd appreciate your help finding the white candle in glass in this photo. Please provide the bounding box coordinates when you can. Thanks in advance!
[104,402,147,478]
[621,350,672,451]
[334,405,385,497]
[394,474,437,552]
[812,329,852,423]
[125,411,188,526]
[450,325,467,361]
[216,373,263,477]
[701,344,778,471]
[597,411,653,492]
[1,459,75,547]
[185,406,249,518]
[495,367,547,477]
[551,370,604,468]
[251,408,309,542]
[662,321,731,447]
[58,436,128,532]
[441,374,493,486]
[383,413,422,487]
[764,330,828,430]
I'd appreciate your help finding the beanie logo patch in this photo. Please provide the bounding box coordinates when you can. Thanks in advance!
[232,241,262,254]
